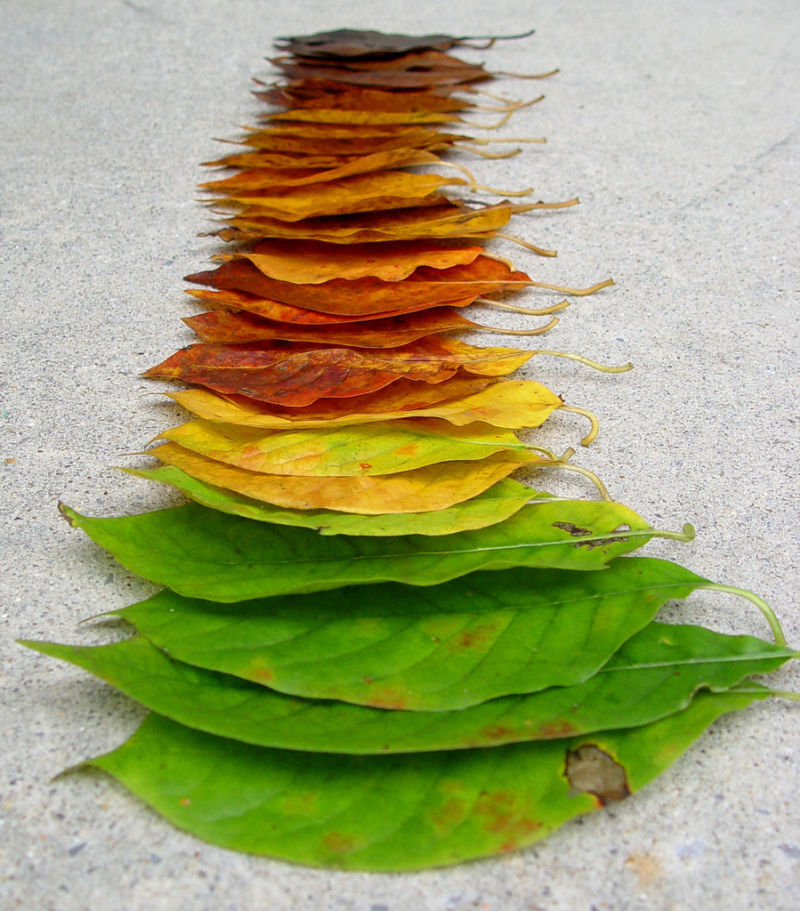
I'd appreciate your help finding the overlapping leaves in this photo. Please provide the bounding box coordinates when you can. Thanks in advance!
[27,25,795,874]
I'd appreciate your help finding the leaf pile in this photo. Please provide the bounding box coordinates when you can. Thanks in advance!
[24,27,795,872]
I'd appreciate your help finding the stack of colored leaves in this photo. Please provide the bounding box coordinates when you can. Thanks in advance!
[23,27,796,871]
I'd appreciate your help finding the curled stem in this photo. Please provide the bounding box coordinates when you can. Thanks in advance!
[510,198,580,211]
[476,315,559,336]
[464,87,521,104]
[454,144,522,159]
[701,583,787,646]
[495,232,557,256]
[476,296,570,315]
[481,251,517,271]
[530,277,615,296]
[460,136,547,145]
[559,405,600,446]
[471,183,535,197]
[495,67,560,80]
[533,350,634,373]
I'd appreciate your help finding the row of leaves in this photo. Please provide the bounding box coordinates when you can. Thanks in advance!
[25,27,796,871]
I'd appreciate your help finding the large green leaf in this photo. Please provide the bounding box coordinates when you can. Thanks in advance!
[111,558,713,710]
[126,466,539,535]
[85,690,766,870]
[60,500,689,601]
[23,623,794,753]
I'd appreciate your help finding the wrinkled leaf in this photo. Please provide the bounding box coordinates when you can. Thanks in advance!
[230,240,484,284]
[156,418,531,477]
[149,443,530,514]
[183,307,486,348]
[169,379,562,430]
[126,466,537,536]
[144,338,533,406]
[24,623,791,752]
[110,557,717,710]
[200,149,448,191]
[214,171,465,221]
[185,258,531,315]
[269,61,489,89]
[59,498,661,601]
[256,83,468,113]
[83,691,763,870]
[276,28,536,60]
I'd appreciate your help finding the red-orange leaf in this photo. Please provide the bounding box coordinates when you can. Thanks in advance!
[185,258,531,316]
[144,338,532,407]
[184,307,481,347]
[228,240,484,284]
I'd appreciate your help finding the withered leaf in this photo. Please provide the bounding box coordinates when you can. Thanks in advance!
[184,308,483,348]
[270,62,490,89]
[275,27,535,59]
[149,443,531,514]
[145,338,533,406]
[229,240,484,284]
[256,83,467,113]
[185,258,531,315]
[169,378,561,431]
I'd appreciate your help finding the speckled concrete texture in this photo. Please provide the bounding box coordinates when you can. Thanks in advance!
[2,1,799,908]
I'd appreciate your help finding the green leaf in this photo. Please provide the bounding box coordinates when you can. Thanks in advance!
[111,558,712,710]
[60,500,687,601]
[125,466,536,536]
[85,690,766,870]
[23,623,793,753]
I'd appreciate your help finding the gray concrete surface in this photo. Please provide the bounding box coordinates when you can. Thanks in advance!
[2,1,799,908]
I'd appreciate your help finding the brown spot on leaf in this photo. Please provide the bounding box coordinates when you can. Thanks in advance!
[565,744,631,805]
[364,684,409,709]
[480,724,516,741]
[447,621,500,651]
[179,797,192,807]
[322,831,356,854]
[474,790,541,840]
[249,666,275,684]
[429,797,469,835]
[551,521,593,537]
[536,719,578,739]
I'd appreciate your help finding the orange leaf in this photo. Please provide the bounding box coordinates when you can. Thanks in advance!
[185,257,531,315]
[149,443,529,514]
[183,307,478,347]
[144,338,532,407]
[228,240,484,284]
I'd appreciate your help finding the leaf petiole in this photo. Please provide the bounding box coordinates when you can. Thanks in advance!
[700,584,788,647]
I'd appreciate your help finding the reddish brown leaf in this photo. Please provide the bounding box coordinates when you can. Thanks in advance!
[185,257,532,316]
[183,307,480,347]
[144,338,532,407]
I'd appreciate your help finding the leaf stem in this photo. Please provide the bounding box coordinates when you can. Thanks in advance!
[558,405,599,446]
[476,296,570,316]
[701,583,787,646]
[534,350,634,373]
[495,232,557,256]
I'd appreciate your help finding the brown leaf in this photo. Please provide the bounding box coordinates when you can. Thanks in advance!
[183,307,479,347]
[256,83,467,113]
[144,338,532,407]
[185,257,531,316]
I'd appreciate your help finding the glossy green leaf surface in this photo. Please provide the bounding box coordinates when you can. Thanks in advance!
[86,691,765,870]
[60,499,666,601]
[125,466,536,536]
[112,558,711,710]
[24,623,792,752]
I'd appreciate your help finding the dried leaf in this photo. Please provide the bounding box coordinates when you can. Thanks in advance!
[185,258,531,315]
[148,443,531,514]
[230,240,485,284]
[144,338,533,406]
[213,171,466,221]
[169,379,562,430]
[183,307,482,347]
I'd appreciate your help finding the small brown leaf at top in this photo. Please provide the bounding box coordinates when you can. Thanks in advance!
[564,745,631,805]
